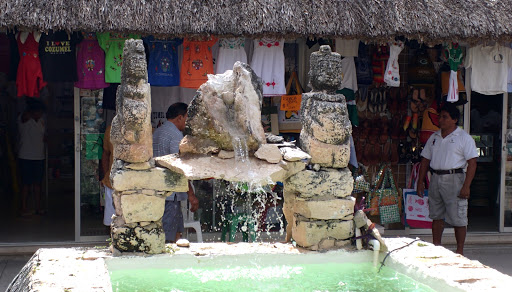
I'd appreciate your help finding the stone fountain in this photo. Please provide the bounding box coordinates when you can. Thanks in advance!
[8,42,512,292]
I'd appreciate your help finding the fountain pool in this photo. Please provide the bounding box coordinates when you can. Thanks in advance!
[8,238,512,291]
[108,251,434,292]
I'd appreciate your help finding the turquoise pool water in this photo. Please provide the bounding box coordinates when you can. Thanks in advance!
[108,253,435,292]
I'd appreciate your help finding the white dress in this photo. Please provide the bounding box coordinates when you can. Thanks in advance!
[384,41,404,87]
[250,38,286,96]
[216,38,247,74]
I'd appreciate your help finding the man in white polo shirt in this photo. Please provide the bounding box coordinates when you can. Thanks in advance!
[417,103,477,255]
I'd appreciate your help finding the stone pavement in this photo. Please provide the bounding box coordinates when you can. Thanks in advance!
[1,244,512,290]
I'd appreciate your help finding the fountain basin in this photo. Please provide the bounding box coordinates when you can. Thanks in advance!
[8,238,512,291]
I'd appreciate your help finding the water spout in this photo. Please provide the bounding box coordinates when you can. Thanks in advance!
[368,239,380,268]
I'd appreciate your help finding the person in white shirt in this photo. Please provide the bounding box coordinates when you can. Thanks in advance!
[416,103,477,255]
[17,100,46,216]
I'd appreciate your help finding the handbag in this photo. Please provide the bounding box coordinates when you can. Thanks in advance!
[278,71,303,132]
[353,166,370,194]
[368,165,402,224]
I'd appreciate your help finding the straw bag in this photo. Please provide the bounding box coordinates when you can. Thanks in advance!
[368,165,402,224]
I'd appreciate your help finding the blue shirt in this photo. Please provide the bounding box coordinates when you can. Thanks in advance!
[153,120,187,201]
[143,36,182,87]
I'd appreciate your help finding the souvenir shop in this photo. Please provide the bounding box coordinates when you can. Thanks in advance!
[1,28,511,244]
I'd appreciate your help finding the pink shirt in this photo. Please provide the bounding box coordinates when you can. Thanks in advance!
[74,33,108,90]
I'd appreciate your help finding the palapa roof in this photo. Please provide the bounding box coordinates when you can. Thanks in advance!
[1,0,512,44]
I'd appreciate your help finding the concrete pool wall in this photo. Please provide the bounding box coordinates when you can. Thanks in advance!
[7,238,512,291]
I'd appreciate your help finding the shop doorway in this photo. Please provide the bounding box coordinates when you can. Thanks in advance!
[0,84,75,243]
[469,92,503,232]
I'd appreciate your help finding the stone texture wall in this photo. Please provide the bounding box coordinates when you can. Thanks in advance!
[283,45,355,250]
[109,40,187,254]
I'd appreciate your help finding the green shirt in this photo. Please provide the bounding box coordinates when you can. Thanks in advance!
[96,32,141,83]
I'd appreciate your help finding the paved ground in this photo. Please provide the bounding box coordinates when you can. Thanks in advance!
[1,244,512,290]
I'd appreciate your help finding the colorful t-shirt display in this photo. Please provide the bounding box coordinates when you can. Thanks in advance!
[216,37,247,74]
[39,31,81,82]
[251,38,286,96]
[143,36,182,87]
[16,32,46,97]
[75,32,108,90]
[180,37,217,89]
[97,32,141,83]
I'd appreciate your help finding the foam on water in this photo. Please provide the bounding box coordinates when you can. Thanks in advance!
[110,260,435,292]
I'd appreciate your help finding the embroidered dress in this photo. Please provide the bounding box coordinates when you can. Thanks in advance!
[144,36,182,86]
[75,32,108,90]
[16,32,46,97]
[97,32,140,83]
[216,38,247,74]
[384,41,404,87]
[251,38,286,96]
[180,37,217,89]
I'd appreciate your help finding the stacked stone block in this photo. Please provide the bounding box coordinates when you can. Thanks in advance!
[284,45,355,250]
[109,40,187,254]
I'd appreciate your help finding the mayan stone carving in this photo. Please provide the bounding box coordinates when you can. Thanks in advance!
[110,39,153,163]
[282,45,355,250]
[181,61,266,154]
[300,45,352,168]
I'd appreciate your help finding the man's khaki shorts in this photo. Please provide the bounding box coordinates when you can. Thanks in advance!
[428,172,468,227]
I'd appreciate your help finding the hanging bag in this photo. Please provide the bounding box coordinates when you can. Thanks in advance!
[278,71,303,132]
[368,165,402,224]
[353,166,370,194]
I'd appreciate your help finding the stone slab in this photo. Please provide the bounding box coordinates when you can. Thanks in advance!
[292,219,354,248]
[293,197,355,220]
[155,154,305,185]
[121,194,166,223]
[286,168,353,198]
[111,167,188,192]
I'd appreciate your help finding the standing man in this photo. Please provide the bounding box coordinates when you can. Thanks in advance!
[153,102,199,243]
[100,123,115,229]
[417,103,477,255]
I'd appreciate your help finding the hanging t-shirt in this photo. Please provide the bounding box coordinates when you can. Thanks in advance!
[16,32,46,98]
[465,44,512,95]
[74,32,108,90]
[340,57,358,91]
[335,39,359,57]
[144,36,182,87]
[97,32,141,83]
[251,38,286,96]
[180,37,217,89]
[217,37,247,74]
[39,31,81,82]
[507,67,512,93]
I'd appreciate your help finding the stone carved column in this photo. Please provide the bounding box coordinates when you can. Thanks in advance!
[109,39,187,254]
[284,45,355,250]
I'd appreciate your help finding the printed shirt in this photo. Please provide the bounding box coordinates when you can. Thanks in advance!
[39,31,82,82]
[465,44,512,95]
[144,36,182,86]
[152,121,187,201]
[75,32,108,90]
[421,127,478,170]
[97,32,141,83]
[180,36,217,89]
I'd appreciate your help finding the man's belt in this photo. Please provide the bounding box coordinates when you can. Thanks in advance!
[429,168,464,175]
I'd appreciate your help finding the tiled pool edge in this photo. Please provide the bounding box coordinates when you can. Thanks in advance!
[7,239,512,291]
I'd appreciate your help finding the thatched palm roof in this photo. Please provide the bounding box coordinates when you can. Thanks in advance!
[1,0,511,44]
